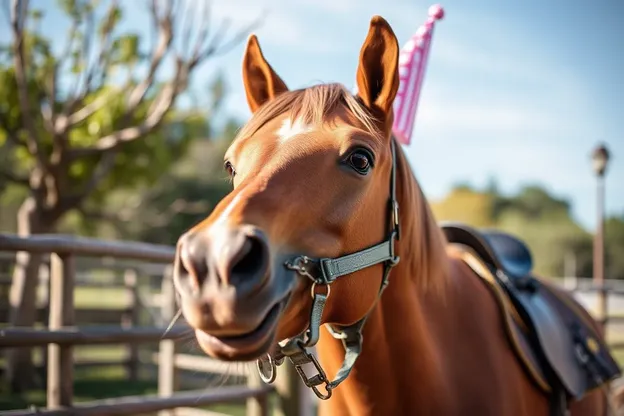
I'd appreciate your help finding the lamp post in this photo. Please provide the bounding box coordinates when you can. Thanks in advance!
[591,143,610,331]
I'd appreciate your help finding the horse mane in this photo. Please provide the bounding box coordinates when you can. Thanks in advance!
[236,82,449,292]
[394,143,449,294]
[236,83,381,141]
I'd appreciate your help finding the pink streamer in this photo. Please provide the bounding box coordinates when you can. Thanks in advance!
[392,4,444,145]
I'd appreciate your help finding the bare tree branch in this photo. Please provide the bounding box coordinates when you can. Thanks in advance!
[64,90,114,126]
[66,2,96,107]
[56,1,262,203]
[43,5,82,129]
[57,0,118,129]
[9,0,47,167]
[70,77,182,158]
[66,2,259,160]
[125,0,174,112]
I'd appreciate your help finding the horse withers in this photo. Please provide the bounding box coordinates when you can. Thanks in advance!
[171,15,620,415]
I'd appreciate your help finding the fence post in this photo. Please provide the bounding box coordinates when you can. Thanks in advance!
[123,268,140,382]
[247,370,269,416]
[40,259,51,383]
[158,265,177,416]
[599,285,609,334]
[275,362,309,416]
[47,253,75,409]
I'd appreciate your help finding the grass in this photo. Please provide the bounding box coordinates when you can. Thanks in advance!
[0,366,155,411]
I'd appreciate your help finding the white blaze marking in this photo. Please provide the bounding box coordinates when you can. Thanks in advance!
[277,118,312,143]
[214,192,243,227]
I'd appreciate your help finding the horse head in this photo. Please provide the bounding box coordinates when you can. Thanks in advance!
[172,16,400,368]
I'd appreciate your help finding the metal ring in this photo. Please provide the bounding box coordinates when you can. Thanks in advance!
[256,354,277,384]
[310,282,330,299]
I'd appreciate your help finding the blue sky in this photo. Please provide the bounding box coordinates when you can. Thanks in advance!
[3,0,623,231]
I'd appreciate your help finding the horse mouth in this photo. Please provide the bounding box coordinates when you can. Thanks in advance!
[194,299,286,362]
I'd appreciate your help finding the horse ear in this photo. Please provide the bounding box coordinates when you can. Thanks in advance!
[355,16,400,119]
[242,34,288,113]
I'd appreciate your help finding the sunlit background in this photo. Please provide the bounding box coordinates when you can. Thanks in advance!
[0,0,623,414]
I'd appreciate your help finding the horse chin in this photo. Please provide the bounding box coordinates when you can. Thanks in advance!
[194,299,286,362]
[188,264,303,362]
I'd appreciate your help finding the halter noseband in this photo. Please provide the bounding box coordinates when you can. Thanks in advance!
[256,139,401,400]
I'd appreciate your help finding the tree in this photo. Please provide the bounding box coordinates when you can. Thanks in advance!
[605,214,624,280]
[430,185,497,228]
[0,0,257,392]
[431,183,595,278]
[67,128,239,246]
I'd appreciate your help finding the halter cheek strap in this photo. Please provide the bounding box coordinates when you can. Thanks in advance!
[256,139,401,400]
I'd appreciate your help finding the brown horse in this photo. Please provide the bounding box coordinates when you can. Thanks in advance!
[172,15,614,415]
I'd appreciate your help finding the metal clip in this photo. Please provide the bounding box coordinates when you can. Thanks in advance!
[285,256,317,282]
[388,230,400,267]
[392,200,401,240]
[292,350,333,400]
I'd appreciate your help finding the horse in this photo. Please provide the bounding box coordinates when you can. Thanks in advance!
[171,15,619,415]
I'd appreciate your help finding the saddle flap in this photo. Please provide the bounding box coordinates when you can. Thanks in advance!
[535,283,621,397]
[448,223,622,401]
[511,285,590,398]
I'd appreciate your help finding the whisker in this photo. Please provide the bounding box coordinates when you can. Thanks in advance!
[161,308,184,339]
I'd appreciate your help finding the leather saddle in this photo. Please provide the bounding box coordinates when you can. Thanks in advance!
[441,222,621,402]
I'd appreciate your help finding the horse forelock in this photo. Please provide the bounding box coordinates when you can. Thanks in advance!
[234,83,383,144]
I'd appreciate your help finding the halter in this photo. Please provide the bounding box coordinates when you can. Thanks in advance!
[256,139,401,400]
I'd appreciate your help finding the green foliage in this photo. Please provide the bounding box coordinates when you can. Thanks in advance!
[432,183,624,279]
[430,186,496,228]
[0,0,247,233]
[606,214,624,280]
[62,127,240,244]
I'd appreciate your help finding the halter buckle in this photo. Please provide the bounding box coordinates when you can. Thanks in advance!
[284,256,316,282]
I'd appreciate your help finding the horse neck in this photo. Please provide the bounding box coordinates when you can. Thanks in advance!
[317,144,453,415]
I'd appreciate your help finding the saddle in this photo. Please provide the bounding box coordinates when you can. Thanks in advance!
[441,222,621,404]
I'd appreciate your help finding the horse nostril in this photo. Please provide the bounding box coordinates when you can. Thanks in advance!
[178,235,209,291]
[176,226,270,294]
[231,235,267,279]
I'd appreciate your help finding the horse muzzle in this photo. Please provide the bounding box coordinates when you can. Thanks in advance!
[173,223,293,361]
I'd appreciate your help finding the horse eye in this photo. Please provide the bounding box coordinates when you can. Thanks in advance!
[347,150,373,174]
[224,161,236,177]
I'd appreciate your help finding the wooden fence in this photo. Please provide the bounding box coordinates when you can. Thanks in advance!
[2,233,623,415]
[0,233,308,416]
[562,277,624,353]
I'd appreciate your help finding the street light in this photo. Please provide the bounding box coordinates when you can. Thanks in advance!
[591,143,610,331]
[592,144,610,177]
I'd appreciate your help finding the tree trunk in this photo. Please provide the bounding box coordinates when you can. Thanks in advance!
[5,196,49,393]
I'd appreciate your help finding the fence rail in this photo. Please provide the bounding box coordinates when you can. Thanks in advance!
[4,234,621,415]
[0,233,292,416]
[0,234,175,261]
[0,385,272,416]
[0,326,188,347]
